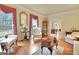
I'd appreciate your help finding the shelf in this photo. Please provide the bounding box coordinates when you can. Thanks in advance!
[42,20,48,36]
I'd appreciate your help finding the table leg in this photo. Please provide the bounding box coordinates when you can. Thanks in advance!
[1,45,5,52]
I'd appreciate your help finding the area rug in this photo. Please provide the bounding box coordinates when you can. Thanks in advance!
[32,46,64,55]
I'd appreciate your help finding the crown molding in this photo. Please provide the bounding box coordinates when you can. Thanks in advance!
[5,4,79,18]
[48,9,79,17]
[5,4,46,17]
[13,5,46,17]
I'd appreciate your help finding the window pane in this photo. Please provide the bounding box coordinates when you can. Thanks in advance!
[0,10,14,34]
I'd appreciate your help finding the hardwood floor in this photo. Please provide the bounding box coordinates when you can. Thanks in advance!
[12,39,73,55]
[12,40,30,55]
[59,40,73,55]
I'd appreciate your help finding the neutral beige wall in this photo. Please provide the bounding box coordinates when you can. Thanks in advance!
[48,11,79,35]
[4,4,45,40]
[3,4,79,40]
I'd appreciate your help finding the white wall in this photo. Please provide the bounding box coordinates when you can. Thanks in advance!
[48,11,79,39]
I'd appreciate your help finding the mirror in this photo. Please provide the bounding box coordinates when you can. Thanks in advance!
[20,12,28,27]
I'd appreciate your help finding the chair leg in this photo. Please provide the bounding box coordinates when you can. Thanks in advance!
[48,47,52,55]
[41,46,43,54]
[5,49,8,54]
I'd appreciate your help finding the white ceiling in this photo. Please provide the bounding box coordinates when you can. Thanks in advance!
[18,4,79,16]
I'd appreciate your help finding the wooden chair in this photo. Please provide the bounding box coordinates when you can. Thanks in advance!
[41,36,58,55]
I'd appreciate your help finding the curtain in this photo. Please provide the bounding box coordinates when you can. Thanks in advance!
[0,4,17,34]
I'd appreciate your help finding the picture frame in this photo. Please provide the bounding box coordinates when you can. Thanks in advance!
[20,12,28,27]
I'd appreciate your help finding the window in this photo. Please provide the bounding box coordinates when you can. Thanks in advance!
[29,14,39,37]
[0,10,14,34]
[0,5,17,34]
[32,18,37,28]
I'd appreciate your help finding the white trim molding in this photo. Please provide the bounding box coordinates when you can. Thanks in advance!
[49,9,79,17]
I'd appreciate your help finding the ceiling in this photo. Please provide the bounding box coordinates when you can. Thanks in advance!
[18,4,79,16]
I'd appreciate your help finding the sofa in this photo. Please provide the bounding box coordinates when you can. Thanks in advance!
[65,32,79,45]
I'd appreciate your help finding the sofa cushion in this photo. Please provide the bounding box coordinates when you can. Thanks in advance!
[71,32,79,37]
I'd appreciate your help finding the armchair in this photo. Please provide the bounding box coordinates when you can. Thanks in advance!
[32,27,42,42]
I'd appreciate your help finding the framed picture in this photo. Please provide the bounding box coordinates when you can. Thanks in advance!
[20,12,28,27]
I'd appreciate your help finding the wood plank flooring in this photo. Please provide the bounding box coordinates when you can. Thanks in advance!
[11,39,73,55]
[59,40,73,55]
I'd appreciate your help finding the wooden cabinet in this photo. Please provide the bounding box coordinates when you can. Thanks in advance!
[42,20,48,37]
